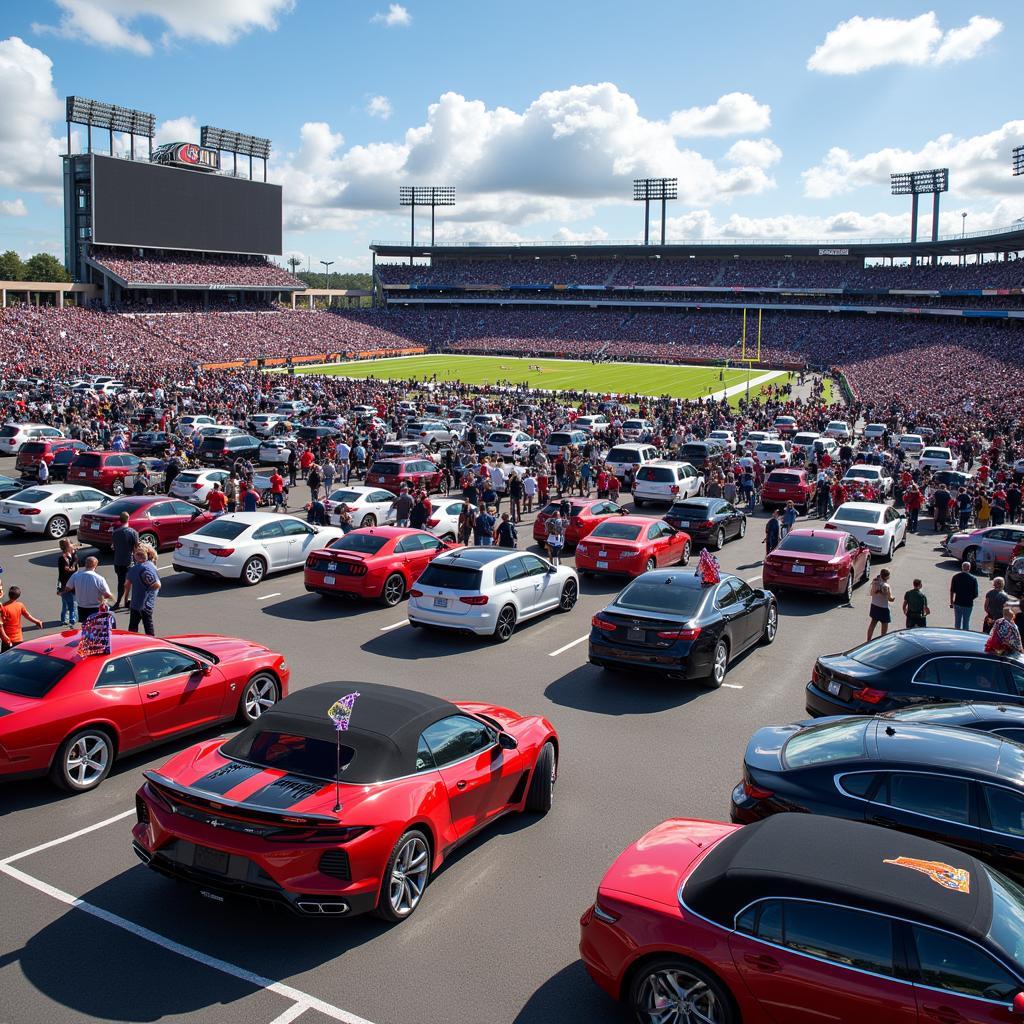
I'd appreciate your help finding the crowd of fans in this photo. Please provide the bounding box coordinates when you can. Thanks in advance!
[90,248,303,289]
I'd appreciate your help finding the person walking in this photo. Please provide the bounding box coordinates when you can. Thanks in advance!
[950,561,979,630]
[110,511,139,611]
[392,487,413,528]
[63,556,112,622]
[983,577,1011,633]
[0,586,43,651]
[867,568,895,641]
[764,509,782,557]
[286,446,298,488]
[902,579,930,629]
[124,544,160,636]
[781,501,798,538]
[224,472,239,514]
[458,501,477,546]
[269,469,285,513]
[36,457,49,485]
[545,510,566,565]
[496,512,518,548]
[508,472,523,524]
[57,537,80,626]
[476,505,496,546]
[308,462,322,502]
[904,484,923,534]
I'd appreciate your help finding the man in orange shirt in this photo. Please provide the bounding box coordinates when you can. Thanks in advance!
[0,586,43,652]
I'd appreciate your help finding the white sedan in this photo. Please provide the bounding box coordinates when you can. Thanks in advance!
[841,464,893,497]
[0,483,109,539]
[824,420,852,440]
[169,468,230,504]
[387,496,476,541]
[707,430,737,452]
[173,512,344,585]
[407,547,578,642]
[919,447,959,472]
[324,485,395,528]
[825,501,907,560]
[897,433,925,454]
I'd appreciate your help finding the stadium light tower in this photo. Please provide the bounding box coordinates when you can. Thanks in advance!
[288,256,302,276]
[890,168,949,265]
[320,259,334,286]
[1013,145,1024,177]
[399,186,455,265]
[633,178,678,245]
[201,126,271,181]
[65,96,155,159]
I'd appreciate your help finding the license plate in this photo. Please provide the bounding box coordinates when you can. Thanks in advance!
[194,846,229,875]
[628,626,645,641]
[433,597,449,608]
[597,561,609,569]
[328,562,337,571]
[377,476,385,482]
[599,551,607,557]
[190,546,200,557]
[828,680,842,697]
[323,575,336,585]
[92,470,99,477]
[792,565,805,574]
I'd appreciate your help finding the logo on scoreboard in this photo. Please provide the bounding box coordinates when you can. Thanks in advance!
[175,144,220,170]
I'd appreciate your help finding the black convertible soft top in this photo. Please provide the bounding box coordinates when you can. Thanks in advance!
[685,814,994,941]
[222,681,458,784]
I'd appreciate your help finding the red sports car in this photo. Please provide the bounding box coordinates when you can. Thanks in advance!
[762,527,870,600]
[575,516,691,577]
[78,495,215,552]
[133,681,558,920]
[532,499,625,548]
[761,468,813,511]
[0,630,289,793]
[304,527,459,606]
[581,813,1024,1024]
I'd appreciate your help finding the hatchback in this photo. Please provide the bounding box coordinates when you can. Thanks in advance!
[632,461,704,506]
[79,496,213,552]
[15,438,90,479]
[920,446,959,472]
[66,451,144,495]
[366,457,443,496]
[544,430,588,456]
[0,423,64,455]
[841,463,893,497]
[603,443,660,481]
[761,468,813,511]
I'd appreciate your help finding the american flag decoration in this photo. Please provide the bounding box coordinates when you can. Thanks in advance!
[698,548,721,586]
[78,605,114,657]
[327,691,361,732]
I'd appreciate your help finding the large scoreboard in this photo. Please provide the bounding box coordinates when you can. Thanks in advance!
[90,154,282,255]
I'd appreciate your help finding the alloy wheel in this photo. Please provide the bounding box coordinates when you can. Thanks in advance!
[65,733,110,789]
[738,519,746,538]
[495,606,516,641]
[383,574,405,606]
[243,675,278,721]
[715,528,725,550]
[713,642,728,685]
[845,574,854,602]
[645,557,656,572]
[242,557,266,585]
[636,966,726,1024]
[559,580,577,611]
[46,515,69,539]
[362,513,376,527]
[765,605,778,642]
[388,834,429,917]
[138,532,158,550]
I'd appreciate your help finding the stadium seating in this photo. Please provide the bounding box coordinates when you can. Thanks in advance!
[90,248,303,289]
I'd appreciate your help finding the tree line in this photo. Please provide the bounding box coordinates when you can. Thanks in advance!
[0,250,71,283]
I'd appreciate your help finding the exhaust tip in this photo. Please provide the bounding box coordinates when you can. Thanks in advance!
[131,842,153,865]
[296,900,349,916]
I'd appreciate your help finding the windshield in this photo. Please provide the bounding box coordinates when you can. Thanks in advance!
[590,522,641,541]
[0,649,75,698]
[617,577,704,615]
[776,534,841,556]
[784,720,868,768]
[328,534,388,554]
[988,871,1024,965]
[194,519,248,540]
[832,507,883,524]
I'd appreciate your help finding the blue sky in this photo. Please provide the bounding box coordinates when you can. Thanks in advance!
[0,1,1021,271]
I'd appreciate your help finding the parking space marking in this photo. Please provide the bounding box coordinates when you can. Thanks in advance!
[379,619,408,632]
[268,1004,311,1024]
[548,635,588,657]
[157,564,175,572]
[722,683,744,689]
[746,574,762,582]
[258,592,282,601]
[0,808,137,866]
[13,548,54,558]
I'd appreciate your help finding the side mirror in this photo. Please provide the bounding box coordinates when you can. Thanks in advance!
[200,664,213,677]
[498,731,518,750]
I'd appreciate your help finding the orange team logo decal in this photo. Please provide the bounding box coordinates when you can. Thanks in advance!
[884,857,970,894]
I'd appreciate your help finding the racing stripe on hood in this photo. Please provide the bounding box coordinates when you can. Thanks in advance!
[192,760,265,796]
[242,773,329,809]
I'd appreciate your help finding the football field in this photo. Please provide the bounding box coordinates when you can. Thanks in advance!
[289,354,786,401]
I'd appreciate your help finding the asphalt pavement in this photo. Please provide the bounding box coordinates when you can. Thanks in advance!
[0,478,966,1024]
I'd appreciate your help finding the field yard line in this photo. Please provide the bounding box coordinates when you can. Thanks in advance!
[709,372,785,402]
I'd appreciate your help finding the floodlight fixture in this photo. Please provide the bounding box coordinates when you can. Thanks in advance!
[65,95,155,158]
[201,126,271,180]
[890,167,949,254]
[1013,145,1024,177]
[633,177,678,245]
[399,186,456,262]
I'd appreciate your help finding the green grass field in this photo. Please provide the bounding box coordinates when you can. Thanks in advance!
[288,354,786,402]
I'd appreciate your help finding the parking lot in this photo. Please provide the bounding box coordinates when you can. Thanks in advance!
[0,490,964,1024]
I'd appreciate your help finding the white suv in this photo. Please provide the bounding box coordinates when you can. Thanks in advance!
[632,461,704,507]
[483,430,536,462]
[408,548,578,642]
[604,443,660,480]
[0,423,65,455]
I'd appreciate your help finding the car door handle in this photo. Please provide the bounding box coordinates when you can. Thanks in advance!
[146,691,160,699]
[456,780,467,790]
[920,1006,966,1024]
[743,954,781,974]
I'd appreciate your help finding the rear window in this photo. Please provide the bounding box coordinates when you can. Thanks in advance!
[548,433,573,444]
[328,534,388,555]
[680,445,708,458]
[607,447,642,462]
[0,426,19,438]
[0,649,74,698]
[72,453,103,468]
[668,503,709,518]
[199,438,227,451]
[93,498,141,518]
[638,467,676,482]
[832,507,882,524]
[922,449,948,459]
[784,720,869,769]
[176,471,201,483]
[327,490,364,504]
[11,488,52,503]
[616,578,704,616]
[52,449,79,464]
[844,468,879,480]
[776,534,840,556]
[417,563,483,590]
[590,522,641,541]
[225,730,352,780]
[847,633,915,669]
[767,472,799,484]
[19,442,46,456]
[369,462,401,476]
[194,519,248,541]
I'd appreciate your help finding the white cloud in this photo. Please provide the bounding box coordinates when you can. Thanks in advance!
[366,95,393,120]
[372,3,411,27]
[802,120,1024,199]
[668,92,771,137]
[808,12,1002,74]
[552,225,609,242]
[725,138,782,168]
[0,199,28,216]
[33,0,293,54]
[155,116,199,145]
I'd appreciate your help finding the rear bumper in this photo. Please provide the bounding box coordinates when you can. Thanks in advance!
[407,604,492,635]
[172,560,236,580]
[588,638,709,678]
[763,570,845,595]
[805,682,859,717]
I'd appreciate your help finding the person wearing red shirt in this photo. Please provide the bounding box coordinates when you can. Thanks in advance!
[269,470,285,512]
[299,448,314,479]
[207,483,228,515]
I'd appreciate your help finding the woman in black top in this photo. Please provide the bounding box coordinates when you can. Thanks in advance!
[58,537,80,626]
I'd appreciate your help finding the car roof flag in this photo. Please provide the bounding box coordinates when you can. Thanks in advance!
[328,691,360,811]
[698,548,721,586]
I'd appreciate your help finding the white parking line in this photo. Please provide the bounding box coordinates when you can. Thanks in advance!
[746,574,762,583]
[379,619,408,632]
[268,1004,310,1024]
[548,635,588,657]
[722,683,744,689]
[258,592,282,601]
[0,808,136,866]
[157,564,175,573]
[13,548,54,558]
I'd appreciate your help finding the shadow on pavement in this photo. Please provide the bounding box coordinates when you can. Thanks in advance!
[261,593,380,623]
[545,664,707,716]
[512,961,612,1024]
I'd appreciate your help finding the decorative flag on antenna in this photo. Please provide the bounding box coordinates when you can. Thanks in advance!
[698,548,721,586]
[78,604,114,657]
[327,691,361,732]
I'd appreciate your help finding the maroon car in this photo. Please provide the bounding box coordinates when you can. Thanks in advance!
[78,496,214,552]
[762,527,870,601]
[16,439,91,479]
[365,457,444,496]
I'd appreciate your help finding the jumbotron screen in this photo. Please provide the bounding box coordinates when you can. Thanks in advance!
[90,154,282,255]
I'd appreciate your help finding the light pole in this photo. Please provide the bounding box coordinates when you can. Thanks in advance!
[287,256,301,276]
[320,260,334,308]
[961,212,967,266]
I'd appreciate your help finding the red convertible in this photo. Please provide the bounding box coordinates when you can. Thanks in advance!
[0,631,289,793]
[134,681,558,920]
[304,527,458,606]
[575,516,691,577]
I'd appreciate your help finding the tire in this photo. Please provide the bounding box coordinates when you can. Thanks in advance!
[237,672,279,723]
[713,528,725,551]
[138,532,159,550]
[679,541,691,567]
[843,572,854,603]
[738,519,747,539]
[240,556,267,586]
[644,557,656,573]
[558,579,578,612]
[361,513,377,528]
[45,515,70,540]
[861,554,871,583]
[374,828,431,923]
[627,956,736,1024]
[762,602,778,644]
[697,483,705,497]
[524,742,556,815]
[111,479,124,495]
[50,727,114,793]
[964,546,978,572]
[702,639,729,689]
[886,540,895,562]
[492,604,517,643]
[380,573,405,607]
[633,496,645,508]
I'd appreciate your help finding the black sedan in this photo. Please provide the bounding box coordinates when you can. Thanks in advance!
[589,569,777,688]
[881,701,1024,743]
[730,715,1024,882]
[130,431,173,455]
[806,628,1024,717]
[662,496,746,550]
[0,473,25,500]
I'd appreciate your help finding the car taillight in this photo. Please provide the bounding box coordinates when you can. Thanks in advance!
[743,779,775,800]
[853,686,887,704]
[696,520,714,529]
[409,588,423,598]
[811,663,821,684]
[348,564,368,576]
[670,485,679,494]
[824,523,837,528]
[192,483,203,490]
[426,518,439,527]
[174,541,183,549]
[19,508,40,515]
[867,529,885,536]
[135,793,150,825]
[591,615,616,632]
[459,595,488,605]
[208,547,235,557]
[656,626,702,641]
